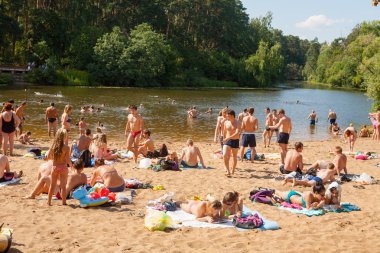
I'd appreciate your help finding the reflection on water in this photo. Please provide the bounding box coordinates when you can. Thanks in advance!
[0,85,372,143]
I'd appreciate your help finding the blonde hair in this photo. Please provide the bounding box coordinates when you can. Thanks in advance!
[96,133,107,147]
[51,128,67,160]
[206,200,222,216]
[64,104,72,114]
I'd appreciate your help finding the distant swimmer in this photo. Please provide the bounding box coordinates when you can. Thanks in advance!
[262,107,273,148]
[269,109,292,165]
[188,106,199,118]
[45,102,59,138]
[125,105,144,163]
[307,110,318,126]
[327,109,337,127]
[206,108,213,114]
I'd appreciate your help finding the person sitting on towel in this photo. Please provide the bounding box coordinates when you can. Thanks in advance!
[89,159,125,192]
[0,154,22,182]
[279,142,304,175]
[70,129,92,158]
[180,139,206,168]
[222,191,243,219]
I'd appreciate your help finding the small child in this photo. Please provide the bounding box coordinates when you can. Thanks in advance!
[19,131,32,144]
[78,117,87,135]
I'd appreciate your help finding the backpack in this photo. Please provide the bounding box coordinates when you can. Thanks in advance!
[159,158,179,171]
[80,150,92,167]
[233,214,263,229]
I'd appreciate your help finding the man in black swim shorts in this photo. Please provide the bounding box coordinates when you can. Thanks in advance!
[223,110,241,176]
[269,109,292,164]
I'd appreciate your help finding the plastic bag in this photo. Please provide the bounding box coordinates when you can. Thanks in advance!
[358,173,373,185]
[144,209,175,231]
[139,158,152,169]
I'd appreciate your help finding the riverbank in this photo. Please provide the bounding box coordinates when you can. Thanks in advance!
[1,137,380,252]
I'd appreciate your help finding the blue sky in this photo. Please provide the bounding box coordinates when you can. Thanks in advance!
[241,0,379,42]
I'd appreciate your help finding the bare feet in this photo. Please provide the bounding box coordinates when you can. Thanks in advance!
[225,173,231,177]
[47,202,52,206]
[23,195,35,199]
[15,170,23,178]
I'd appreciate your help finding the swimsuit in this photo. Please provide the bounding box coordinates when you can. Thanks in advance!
[279,164,302,175]
[1,113,15,133]
[52,164,69,175]
[180,160,198,168]
[224,139,239,149]
[329,118,336,124]
[277,132,290,144]
[48,118,56,123]
[242,133,256,148]
[310,119,316,125]
[130,130,142,138]
[0,172,15,183]
[308,176,323,185]
[286,190,306,207]
[107,182,126,192]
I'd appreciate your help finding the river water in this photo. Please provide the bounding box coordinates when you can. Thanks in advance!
[0,85,373,143]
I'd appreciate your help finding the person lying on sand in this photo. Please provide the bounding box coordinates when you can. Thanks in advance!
[283,163,336,187]
[0,154,22,183]
[89,159,125,192]
[180,139,206,168]
[180,200,223,223]
[222,191,243,219]
[24,159,86,199]
[279,142,303,175]
[274,185,326,210]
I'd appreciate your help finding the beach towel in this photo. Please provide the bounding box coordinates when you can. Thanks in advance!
[0,178,21,187]
[277,202,360,217]
[180,162,213,170]
[164,205,279,231]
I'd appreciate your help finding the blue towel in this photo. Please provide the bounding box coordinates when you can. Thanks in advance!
[239,205,280,231]
[277,202,360,217]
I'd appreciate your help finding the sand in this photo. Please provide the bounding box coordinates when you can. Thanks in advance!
[1,136,380,253]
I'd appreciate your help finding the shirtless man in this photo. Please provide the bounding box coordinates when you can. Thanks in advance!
[90,160,125,192]
[188,106,199,118]
[269,109,292,164]
[359,125,370,137]
[223,110,241,176]
[327,109,337,128]
[180,139,206,168]
[15,101,27,136]
[138,130,156,157]
[279,142,303,175]
[45,102,59,137]
[71,129,92,158]
[125,105,144,163]
[240,108,258,162]
[78,117,87,136]
[332,146,347,176]
[25,159,86,199]
[0,154,22,182]
[238,108,248,122]
[214,108,228,151]
[287,163,336,187]
[263,107,273,148]
[307,110,318,126]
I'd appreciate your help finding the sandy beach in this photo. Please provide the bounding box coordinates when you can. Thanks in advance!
[1,136,380,253]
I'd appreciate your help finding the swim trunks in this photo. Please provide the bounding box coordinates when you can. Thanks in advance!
[180,160,199,168]
[130,130,142,138]
[308,176,323,185]
[48,118,56,123]
[286,190,306,207]
[107,182,126,192]
[242,133,256,147]
[224,139,239,149]
[310,119,316,125]
[277,132,289,144]
[329,119,336,124]
[280,165,302,175]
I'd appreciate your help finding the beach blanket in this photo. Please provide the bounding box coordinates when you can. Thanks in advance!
[180,165,213,170]
[165,205,279,231]
[277,202,360,217]
[0,178,21,187]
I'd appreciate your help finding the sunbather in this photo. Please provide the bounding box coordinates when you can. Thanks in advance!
[284,163,336,187]
[180,200,223,223]
[222,191,243,218]
[325,182,342,208]
[180,139,206,168]
[89,159,125,192]
[275,185,326,210]
[0,154,22,183]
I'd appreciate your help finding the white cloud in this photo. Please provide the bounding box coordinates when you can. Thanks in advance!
[296,15,345,30]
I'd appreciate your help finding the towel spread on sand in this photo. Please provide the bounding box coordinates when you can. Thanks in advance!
[277,202,360,217]
[165,205,279,230]
[0,178,21,187]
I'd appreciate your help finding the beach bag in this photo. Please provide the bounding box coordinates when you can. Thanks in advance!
[145,209,175,231]
[233,214,263,229]
[249,190,273,205]
[159,159,179,171]
[306,168,317,177]
[27,148,41,156]
[80,150,92,167]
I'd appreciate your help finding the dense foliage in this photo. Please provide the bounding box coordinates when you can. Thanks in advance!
[0,1,310,87]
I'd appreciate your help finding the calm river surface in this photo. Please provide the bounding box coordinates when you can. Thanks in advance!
[0,85,372,143]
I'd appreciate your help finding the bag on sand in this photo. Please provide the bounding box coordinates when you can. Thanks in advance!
[145,209,176,231]
[233,214,263,229]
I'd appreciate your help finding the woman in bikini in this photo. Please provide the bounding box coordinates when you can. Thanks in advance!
[275,185,326,210]
[0,102,21,156]
[344,124,357,152]
[222,191,243,218]
[180,199,223,223]
[61,105,72,145]
[47,128,72,206]
[90,159,125,192]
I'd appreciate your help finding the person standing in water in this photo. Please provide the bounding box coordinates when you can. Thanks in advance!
[125,105,144,163]
[45,103,59,138]
[269,109,292,165]
[327,109,337,128]
[307,110,318,126]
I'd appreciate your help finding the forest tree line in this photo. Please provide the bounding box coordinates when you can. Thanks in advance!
[0,0,379,105]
